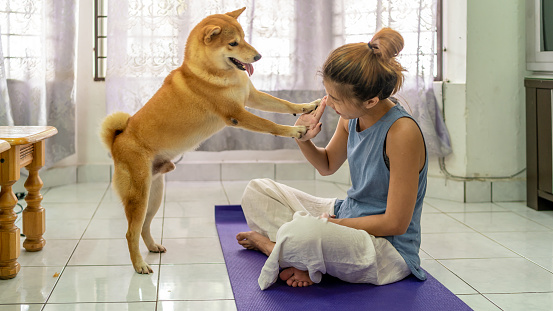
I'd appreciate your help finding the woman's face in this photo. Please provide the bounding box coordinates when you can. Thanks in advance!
[323,80,364,120]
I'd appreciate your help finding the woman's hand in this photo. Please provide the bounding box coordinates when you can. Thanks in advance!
[319,212,337,223]
[294,97,327,142]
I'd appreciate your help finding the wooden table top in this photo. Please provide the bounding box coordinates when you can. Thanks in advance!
[0,126,58,145]
[0,139,10,153]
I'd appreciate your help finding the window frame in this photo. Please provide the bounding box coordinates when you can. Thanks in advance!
[435,0,443,81]
[94,0,107,81]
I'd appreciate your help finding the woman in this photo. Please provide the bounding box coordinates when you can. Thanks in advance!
[236,28,427,289]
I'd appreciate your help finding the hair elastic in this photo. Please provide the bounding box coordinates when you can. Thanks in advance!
[368,42,374,50]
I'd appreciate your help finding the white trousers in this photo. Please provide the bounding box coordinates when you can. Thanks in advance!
[241,179,411,290]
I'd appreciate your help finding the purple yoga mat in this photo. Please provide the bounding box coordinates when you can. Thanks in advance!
[215,205,473,311]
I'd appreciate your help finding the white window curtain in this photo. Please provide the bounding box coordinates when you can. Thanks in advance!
[106,0,451,157]
[0,0,78,166]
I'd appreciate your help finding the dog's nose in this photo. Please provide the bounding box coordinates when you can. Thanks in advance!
[254,54,262,62]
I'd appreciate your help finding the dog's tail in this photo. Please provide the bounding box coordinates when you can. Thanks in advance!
[100,112,131,151]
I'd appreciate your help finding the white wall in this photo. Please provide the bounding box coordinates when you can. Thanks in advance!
[465,0,527,177]
[69,0,109,166]
[438,0,527,177]
[437,0,468,176]
[427,0,528,202]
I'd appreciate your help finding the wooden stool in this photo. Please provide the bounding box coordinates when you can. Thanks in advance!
[0,126,57,279]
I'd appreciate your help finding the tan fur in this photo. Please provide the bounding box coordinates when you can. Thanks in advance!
[99,7,319,274]
[99,111,131,151]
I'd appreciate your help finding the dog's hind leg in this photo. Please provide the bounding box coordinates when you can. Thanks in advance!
[114,160,154,274]
[142,173,166,253]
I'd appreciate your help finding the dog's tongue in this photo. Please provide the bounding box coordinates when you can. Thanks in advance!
[245,63,254,76]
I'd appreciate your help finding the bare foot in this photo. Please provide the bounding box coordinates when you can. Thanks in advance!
[236,231,275,257]
[279,267,314,287]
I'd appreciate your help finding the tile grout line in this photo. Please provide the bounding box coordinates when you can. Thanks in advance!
[40,182,113,309]
[154,175,169,311]
[436,207,553,275]
[429,257,505,310]
[421,200,553,309]
[424,212,553,276]
[421,249,484,296]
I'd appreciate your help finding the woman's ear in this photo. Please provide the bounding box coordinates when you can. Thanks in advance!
[364,97,380,109]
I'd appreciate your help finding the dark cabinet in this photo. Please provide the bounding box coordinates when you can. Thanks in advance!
[525,77,553,210]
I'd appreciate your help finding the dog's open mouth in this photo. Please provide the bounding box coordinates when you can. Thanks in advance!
[229,57,254,76]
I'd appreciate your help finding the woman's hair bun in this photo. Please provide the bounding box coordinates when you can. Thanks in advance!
[369,28,404,60]
[321,27,406,101]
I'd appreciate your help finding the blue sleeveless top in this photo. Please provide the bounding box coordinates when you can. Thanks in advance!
[334,103,428,281]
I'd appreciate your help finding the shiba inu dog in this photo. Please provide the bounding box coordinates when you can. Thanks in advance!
[100,7,319,274]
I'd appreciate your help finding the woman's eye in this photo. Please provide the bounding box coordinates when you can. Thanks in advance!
[229,42,238,47]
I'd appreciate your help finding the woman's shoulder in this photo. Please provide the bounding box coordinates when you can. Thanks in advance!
[388,113,423,141]
[386,116,426,168]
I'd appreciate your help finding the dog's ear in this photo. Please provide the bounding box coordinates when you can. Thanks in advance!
[226,7,246,19]
[203,25,221,44]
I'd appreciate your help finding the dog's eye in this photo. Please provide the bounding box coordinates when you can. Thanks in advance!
[229,42,238,47]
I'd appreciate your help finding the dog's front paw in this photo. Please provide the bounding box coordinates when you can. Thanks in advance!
[290,125,308,139]
[294,99,321,115]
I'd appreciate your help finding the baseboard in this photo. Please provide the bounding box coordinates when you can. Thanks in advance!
[12,166,79,194]
[426,175,526,203]
[15,163,521,203]
[28,160,350,186]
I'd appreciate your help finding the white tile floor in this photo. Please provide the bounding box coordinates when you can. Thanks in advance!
[2,180,553,311]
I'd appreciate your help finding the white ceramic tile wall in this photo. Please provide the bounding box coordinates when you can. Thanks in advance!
[464,180,491,203]
[275,162,315,180]
[77,164,111,183]
[66,162,526,203]
[166,163,221,182]
[492,179,527,202]
[426,176,526,203]
[426,176,465,202]
[221,162,275,181]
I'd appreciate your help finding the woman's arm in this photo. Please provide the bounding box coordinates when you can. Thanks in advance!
[327,117,425,236]
[296,117,348,176]
[295,98,349,176]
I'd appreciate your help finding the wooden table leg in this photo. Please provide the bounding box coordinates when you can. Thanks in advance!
[0,180,21,279]
[23,141,46,252]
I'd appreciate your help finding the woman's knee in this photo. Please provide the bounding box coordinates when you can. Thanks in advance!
[241,178,277,205]
[243,178,270,196]
[242,179,264,204]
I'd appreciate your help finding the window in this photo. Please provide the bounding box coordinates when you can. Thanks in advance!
[337,0,442,81]
[0,1,43,81]
[94,0,107,81]
[93,0,442,82]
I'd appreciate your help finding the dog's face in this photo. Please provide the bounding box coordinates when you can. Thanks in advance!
[194,7,261,75]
